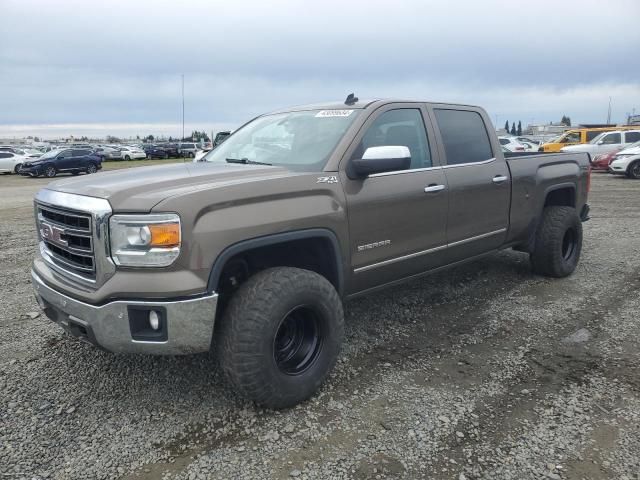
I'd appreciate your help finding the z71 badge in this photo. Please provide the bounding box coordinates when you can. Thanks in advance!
[316,176,339,184]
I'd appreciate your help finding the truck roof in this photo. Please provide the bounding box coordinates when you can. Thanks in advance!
[267,98,483,115]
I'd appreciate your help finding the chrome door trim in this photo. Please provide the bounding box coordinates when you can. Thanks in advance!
[354,228,507,273]
[442,157,496,169]
[368,165,442,178]
[354,244,448,273]
[447,228,507,248]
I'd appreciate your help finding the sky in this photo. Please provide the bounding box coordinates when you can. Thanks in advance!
[1,0,639,139]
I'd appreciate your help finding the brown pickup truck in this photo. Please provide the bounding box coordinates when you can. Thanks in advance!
[31,97,590,408]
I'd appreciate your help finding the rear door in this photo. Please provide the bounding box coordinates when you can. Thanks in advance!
[0,152,15,171]
[56,149,75,170]
[429,106,510,260]
[341,104,449,293]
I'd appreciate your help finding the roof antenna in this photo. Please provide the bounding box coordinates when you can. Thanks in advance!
[344,93,358,105]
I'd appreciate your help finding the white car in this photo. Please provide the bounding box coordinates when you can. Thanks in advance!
[561,129,640,156]
[498,136,529,152]
[0,151,29,174]
[609,142,640,179]
[119,147,147,160]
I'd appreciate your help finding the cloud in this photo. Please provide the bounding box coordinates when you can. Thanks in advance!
[0,0,639,137]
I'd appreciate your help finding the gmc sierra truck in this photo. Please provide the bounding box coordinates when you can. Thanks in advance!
[31,97,590,408]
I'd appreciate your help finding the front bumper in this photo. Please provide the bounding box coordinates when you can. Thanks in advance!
[32,270,218,355]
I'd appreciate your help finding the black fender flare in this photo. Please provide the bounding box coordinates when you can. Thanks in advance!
[207,228,344,295]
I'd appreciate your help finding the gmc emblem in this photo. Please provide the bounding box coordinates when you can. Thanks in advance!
[40,221,68,247]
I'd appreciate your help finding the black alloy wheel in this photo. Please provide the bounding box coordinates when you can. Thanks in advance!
[273,306,323,375]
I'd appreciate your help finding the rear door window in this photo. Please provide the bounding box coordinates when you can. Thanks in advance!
[434,109,493,165]
[0,152,12,158]
[624,131,640,143]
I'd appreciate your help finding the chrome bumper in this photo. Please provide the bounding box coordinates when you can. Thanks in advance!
[32,270,218,355]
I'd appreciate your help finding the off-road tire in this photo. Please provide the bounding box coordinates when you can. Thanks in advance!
[627,161,640,179]
[44,165,57,178]
[530,206,582,277]
[216,267,344,409]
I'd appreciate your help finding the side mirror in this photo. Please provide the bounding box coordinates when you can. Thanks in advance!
[597,140,604,145]
[350,146,411,178]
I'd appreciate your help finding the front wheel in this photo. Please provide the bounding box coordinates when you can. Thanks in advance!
[530,206,582,278]
[14,163,22,174]
[216,267,344,409]
[627,161,640,179]
[44,165,57,178]
[124,155,131,161]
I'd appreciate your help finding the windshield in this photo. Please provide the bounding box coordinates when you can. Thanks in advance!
[39,150,62,160]
[201,109,361,172]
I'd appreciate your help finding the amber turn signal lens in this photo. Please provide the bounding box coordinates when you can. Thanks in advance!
[149,223,181,247]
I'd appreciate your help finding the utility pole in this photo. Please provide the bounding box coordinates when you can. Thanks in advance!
[606,96,612,124]
[181,74,186,161]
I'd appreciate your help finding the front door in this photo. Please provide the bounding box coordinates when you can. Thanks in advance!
[341,105,449,293]
[430,107,510,260]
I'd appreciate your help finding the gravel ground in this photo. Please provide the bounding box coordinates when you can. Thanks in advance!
[1,172,639,480]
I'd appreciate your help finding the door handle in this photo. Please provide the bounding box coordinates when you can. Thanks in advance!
[424,184,446,193]
[492,175,508,184]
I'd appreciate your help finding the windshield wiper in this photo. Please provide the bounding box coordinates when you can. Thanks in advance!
[226,157,272,166]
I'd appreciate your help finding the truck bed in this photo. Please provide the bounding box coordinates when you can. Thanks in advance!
[504,151,591,247]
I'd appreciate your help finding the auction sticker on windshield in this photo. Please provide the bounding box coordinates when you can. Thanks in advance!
[315,110,354,118]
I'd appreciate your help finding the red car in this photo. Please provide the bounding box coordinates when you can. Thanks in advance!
[590,148,621,171]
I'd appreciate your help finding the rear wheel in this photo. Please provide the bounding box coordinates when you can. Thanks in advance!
[530,206,582,277]
[44,165,57,178]
[216,267,344,409]
[14,163,22,174]
[124,155,131,161]
[86,163,98,174]
[627,161,640,179]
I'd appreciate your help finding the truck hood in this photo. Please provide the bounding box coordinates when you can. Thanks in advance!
[45,162,299,211]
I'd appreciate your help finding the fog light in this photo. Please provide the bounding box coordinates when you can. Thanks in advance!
[149,310,160,330]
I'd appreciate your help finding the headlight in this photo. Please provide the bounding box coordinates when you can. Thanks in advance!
[109,214,181,267]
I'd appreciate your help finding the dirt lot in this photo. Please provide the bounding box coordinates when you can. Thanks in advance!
[1,172,639,480]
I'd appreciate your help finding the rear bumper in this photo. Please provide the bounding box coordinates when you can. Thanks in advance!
[32,270,218,355]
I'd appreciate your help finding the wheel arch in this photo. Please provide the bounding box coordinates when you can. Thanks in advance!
[543,183,576,209]
[207,228,344,297]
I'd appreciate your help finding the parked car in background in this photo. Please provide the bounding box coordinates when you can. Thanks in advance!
[561,130,640,157]
[13,148,43,159]
[161,143,180,157]
[19,148,102,178]
[143,145,169,159]
[609,142,640,179]
[94,146,122,160]
[119,146,147,160]
[0,151,29,174]
[498,136,528,152]
[590,149,623,171]
[178,142,200,158]
[539,126,640,152]
[515,137,540,146]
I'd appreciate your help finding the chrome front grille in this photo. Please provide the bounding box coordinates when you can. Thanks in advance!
[37,204,96,279]
[34,189,115,290]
